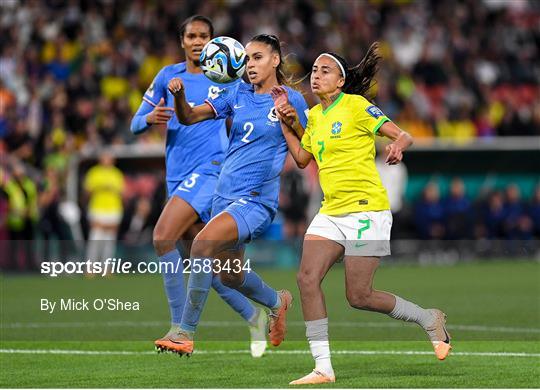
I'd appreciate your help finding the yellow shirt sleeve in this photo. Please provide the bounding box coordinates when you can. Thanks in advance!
[355,96,391,135]
[83,167,97,192]
[300,112,313,153]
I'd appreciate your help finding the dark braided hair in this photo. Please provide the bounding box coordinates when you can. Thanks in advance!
[325,42,381,100]
[249,34,292,86]
[179,15,214,39]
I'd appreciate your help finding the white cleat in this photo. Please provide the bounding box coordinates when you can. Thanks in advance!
[289,370,336,385]
[249,308,268,358]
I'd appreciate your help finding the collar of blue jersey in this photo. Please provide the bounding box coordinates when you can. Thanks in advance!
[175,62,187,73]
[246,82,285,94]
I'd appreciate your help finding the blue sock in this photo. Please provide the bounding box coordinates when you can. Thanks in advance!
[180,260,213,332]
[160,249,185,325]
[212,275,256,323]
[237,271,278,309]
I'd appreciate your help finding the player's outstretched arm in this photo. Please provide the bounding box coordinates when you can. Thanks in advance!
[280,122,313,169]
[378,121,414,165]
[168,78,215,125]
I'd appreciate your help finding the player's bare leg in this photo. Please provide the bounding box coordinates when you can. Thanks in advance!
[153,197,199,353]
[290,235,342,385]
[343,256,451,360]
[153,196,199,257]
[173,212,287,354]
[155,209,267,356]
[163,212,242,355]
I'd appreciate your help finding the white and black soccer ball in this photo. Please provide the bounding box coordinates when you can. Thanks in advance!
[200,36,247,84]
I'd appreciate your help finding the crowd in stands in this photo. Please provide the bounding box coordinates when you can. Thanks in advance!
[1,1,539,270]
[2,1,539,166]
[412,179,540,241]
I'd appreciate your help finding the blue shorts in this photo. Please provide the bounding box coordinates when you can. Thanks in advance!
[166,164,220,224]
[211,195,276,244]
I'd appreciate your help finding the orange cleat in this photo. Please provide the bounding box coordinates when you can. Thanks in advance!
[155,330,194,356]
[425,309,452,360]
[269,290,293,347]
[289,370,335,385]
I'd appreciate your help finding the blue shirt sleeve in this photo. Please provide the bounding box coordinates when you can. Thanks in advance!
[205,85,237,119]
[130,68,168,134]
[130,100,154,134]
[143,68,167,106]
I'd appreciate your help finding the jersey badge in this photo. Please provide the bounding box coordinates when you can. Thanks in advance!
[330,121,342,139]
[208,85,222,99]
[366,105,384,119]
[266,107,279,125]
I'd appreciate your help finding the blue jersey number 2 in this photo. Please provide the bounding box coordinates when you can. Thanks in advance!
[241,122,254,143]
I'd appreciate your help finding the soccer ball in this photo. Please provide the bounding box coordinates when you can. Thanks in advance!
[200,36,247,84]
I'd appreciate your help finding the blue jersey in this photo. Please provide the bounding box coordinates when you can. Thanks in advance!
[131,62,238,181]
[206,83,309,209]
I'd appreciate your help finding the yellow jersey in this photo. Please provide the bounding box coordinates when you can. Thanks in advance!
[84,165,125,214]
[301,92,390,215]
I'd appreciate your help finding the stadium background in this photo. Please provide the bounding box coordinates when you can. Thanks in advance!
[0,1,539,388]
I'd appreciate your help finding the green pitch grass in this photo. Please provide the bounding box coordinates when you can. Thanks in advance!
[1,261,539,388]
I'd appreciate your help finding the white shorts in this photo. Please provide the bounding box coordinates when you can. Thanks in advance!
[88,211,122,226]
[306,210,392,257]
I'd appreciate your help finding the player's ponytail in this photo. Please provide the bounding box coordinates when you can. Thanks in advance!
[325,42,381,100]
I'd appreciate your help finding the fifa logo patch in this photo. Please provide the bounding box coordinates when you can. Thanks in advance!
[366,105,384,119]
[330,121,342,139]
[208,86,222,99]
[146,82,155,98]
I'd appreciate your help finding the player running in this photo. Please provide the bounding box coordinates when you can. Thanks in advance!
[165,33,309,356]
[274,43,451,384]
[130,15,267,358]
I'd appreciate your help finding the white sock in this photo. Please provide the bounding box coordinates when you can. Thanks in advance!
[86,228,105,263]
[388,295,434,329]
[101,230,117,263]
[306,318,334,377]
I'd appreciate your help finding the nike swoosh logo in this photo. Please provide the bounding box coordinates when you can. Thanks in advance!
[355,243,367,248]
[443,328,451,344]
[234,104,244,109]
[168,338,188,345]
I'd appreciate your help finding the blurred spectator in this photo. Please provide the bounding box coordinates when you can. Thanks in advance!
[503,184,526,238]
[280,155,310,239]
[529,186,540,236]
[443,178,472,239]
[119,196,153,245]
[83,152,125,267]
[376,143,410,238]
[1,165,28,270]
[375,144,408,214]
[38,166,71,261]
[414,182,445,239]
[11,162,39,269]
[483,191,507,239]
